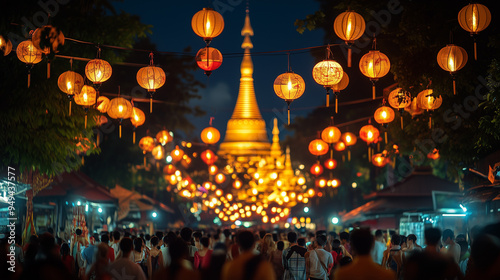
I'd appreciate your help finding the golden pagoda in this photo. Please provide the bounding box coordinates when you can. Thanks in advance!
[217,10,271,161]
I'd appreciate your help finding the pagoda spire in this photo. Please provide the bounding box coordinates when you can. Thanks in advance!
[218,9,270,159]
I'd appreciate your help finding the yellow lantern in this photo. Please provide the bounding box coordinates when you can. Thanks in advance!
[152,145,165,160]
[374,104,395,144]
[372,153,389,167]
[321,126,341,144]
[273,72,306,125]
[308,139,329,157]
[334,141,346,152]
[458,3,491,60]
[130,107,146,143]
[201,126,220,144]
[0,35,13,56]
[359,50,391,99]
[85,58,112,84]
[437,44,468,95]
[331,72,349,113]
[215,173,226,184]
[333,10,365,67]
[96,96,110,113]
[341,132,357,161]
[388,88,411,129]
[156,130,173,146]
[136,53,166,113]
[107,97,132,138]
[58,70,84,116]
[312,60,343,107]
[16,40,43,87]
[208,165,218,175]
[233,179,242,189]
[191,8,224,44]
[171,145,184,162]
[74,85,97,128]
[139,136,155,152]
[417,89,442,129]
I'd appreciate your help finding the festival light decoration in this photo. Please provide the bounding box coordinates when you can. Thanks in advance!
[330,72,349,113]
[85,58,112,85]
[201,120,221,144]
[130,107,146,143]
[196,47,223,76]
[324,158,337,170]
[191,8,224,44]
[156,130,173,146]
[107,97,133,137]
[58,70,84,116]
[0,35,12,56]
[437,44,468,95]
[334,10,365,67]
[308,139,329,157]
[416,89,443,128]
[171,146,184,162]
[359,39,391,99]
[152,145,165,160]
[388,88,411,129]
[310,163,324,176]
[273,72,305,125]
[16,40,43,87]
[374,102,395,144]
[458,3,491,60]
[312,58,343,107]
[74,85,97,128]
[136,53,166,113]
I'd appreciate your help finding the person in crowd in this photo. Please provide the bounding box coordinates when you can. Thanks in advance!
[339,232,351,255]
[333,228,395,280]
[153,237,200,280]
[161,232,177,268]
[464,222,500,280]
[221,230,275,280]
[324,232,337,252]
[180,227,198,263]
[382,234,404,278]
[82,235,99,272]
[131,237,151,278]
[60,242,75,275]
[86,243,111,280]
[400,235,407,250]
[371,229,386,265]
[194,236,213,270]
[193,231,203,250]
[457,239,469,275]
[155,231,164,248]
[260,233,276,260]
[111,231,121,259]
[305,234,333,280]
[442,229,462,264]
[283,231,307,280]
[405,234,422,256]
[228,231,241,261]
[100,233,115,263]
[404,228,462,280]
[149,236,163,273]
[13,235,24,266]
[108,237,146,280]
[330,239,343,267]
[145,234,151,249]
[223,229,232,249]
[269,240,285,280]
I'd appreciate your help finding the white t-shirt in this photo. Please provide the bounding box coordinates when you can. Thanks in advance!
[444,242,461,264]
[371,240,386,265]
[108,257,146,280]
[308,248,333,280]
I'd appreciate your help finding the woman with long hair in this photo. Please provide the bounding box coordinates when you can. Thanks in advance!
[153,237,200,280]
[194,237,213,270]
[260,233,276,260]
[60,243,75,275]
[85,243,111,280]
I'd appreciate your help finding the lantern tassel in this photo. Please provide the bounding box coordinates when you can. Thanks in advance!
[384,131,388,145]
[47,60,50,79]
[342,154,345,163]
[119,124,122,138]
[97,132,100,147]
[368,147,371,162]
[84,115,87,129]
[377,142,380,152]
[474,40,477,61]
[348,150,351,162]
[453,79,456,95]
[133,131,136,144]
[335,95,338,114]
[400,116,404,130]
[143,156,146,167]
[27,73,30,88]
[69,101,72,116]
[372,84,376,100]
[429,116,432,129]
[347,48,352,68]
[287,103,291,125]
[326,92,330,107]
[150,97,153,113]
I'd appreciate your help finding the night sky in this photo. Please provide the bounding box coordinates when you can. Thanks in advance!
[113,0,336,139]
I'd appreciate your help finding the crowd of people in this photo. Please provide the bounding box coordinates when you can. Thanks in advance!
[2,222,500,280]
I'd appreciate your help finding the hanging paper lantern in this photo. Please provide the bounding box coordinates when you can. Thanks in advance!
[208,165,218,175]
[273,72,306,125]
[136,65,166,92]
[359,124,380,144]
[107,97,132,119]
[31,25,64,54]
[201,126,220,144]
[308,139,329,156]
[333,10,365,67]
[74,85,97,107]
[130,107,146,144]
[152,145,165,160]
[331,72,349,113]
[58,70,84,116]
[201,149,217,165]
[191,8,224,43]
[16,40,43,87]
[233,179,242,189]
[310,163,324,176]
[324,159,337,170]
[458,3,491,60]
[437,44,468,95]
[404,96,424,118]
[96,96,110,113]
[215,173,226,184]
[427,148,440,160]
[163,164,176,175]
[388,88,411,129]
[196,47,223,76]
[139,136,155,152]
[417,89,442,129]
[372,153,389,167]
[321,126,341,144]
[312,60,343,107]
[85,59,112,84]
[334,141,346,151]
[359,50,391,99]
[171,145,184,162]
[0,35,12,56]
[374,105,395,125]
[156,130,172,146]
[341,132,357,147]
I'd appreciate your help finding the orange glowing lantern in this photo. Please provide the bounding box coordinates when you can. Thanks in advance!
[359,124,380,144]
[163,164,176,175]
[374,105,395,125]
[273,72,306,125]
[324,158,337,170]
[359,48,391,99]
[139,136,155,166]
[201,125,220,144]
[130,107,146,143]
[192,8,224,44]
[16,40,43,87]
[308,139,329,157]
[85,58,112,84]
[107,97,132,137]
[156,130,173,146]
[208,165,218,175]
[372,153,389,167]
[171,145,184,162]
[334,10,365,67]
[330,179,340,188]
[215,173,226,184]
[458,4,491,60]
[74,85,97,128]
[437,45,468,95]
[312,59,343,107]
[0,35,12,56]
[136,53,166,113]
[334,141,346,152]
[152,145,164,160]
[310,163,324,176]
[417,89,442,128]
[427,148,440,160]
[96,96,110,113]
[388,88,411,129]
[341,132,357,161]
[331,72,349,113]
[321,126,341,144]
[201,149,217,165]
[233,179,242,189]
[196,47,223,76]
[58,70,84,116]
